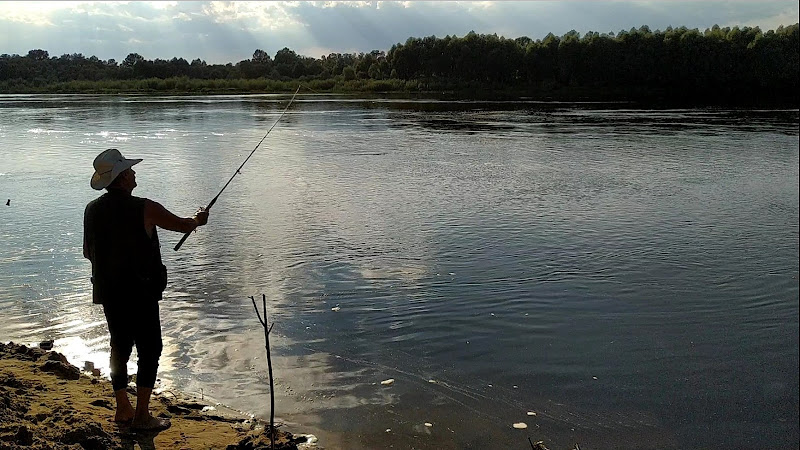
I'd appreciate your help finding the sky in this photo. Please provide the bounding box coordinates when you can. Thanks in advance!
[1,1,798,64]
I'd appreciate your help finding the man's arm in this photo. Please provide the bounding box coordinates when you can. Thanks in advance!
[144,199,209,234]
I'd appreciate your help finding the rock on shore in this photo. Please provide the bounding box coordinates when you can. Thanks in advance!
[0,341,309,449]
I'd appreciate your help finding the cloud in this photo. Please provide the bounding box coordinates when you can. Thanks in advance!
[0,1,797,63]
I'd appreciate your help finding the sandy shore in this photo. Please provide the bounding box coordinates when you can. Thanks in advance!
[0,341,314,449]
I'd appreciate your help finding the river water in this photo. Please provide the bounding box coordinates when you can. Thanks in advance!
[0,94,797,449]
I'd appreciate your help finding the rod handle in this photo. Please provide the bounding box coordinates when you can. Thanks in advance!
[174,230,192,251]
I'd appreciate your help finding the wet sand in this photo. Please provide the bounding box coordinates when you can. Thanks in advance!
[0,341,313,449]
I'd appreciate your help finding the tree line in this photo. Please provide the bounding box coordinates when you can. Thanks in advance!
[1,24,797,104]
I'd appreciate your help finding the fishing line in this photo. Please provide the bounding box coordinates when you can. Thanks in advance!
[292,342,649,432]
[174,85,301,251]
[299,84,325,95]
[293,342,562,426]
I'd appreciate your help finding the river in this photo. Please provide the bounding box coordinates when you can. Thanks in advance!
[0,94,797,449]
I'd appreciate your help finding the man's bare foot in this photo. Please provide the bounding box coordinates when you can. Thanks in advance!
[114,408,134,423]
[114,389,134,423]
[131,415,171,431]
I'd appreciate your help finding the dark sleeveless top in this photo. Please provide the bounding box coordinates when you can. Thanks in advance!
[83,189,164,304]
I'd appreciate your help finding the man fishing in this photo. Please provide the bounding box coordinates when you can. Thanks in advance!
[83,148,209,431]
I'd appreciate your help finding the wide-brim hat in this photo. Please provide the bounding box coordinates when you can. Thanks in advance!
[90,148,142,190]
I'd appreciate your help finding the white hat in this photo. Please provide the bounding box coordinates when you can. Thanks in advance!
[90,148,142,190]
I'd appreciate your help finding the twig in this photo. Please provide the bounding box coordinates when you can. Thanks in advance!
[251,294,276,450]
[527,437,550,450]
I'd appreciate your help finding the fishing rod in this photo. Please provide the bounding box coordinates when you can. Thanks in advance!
[174,85,301,251]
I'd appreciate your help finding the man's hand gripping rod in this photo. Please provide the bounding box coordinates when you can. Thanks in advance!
[174,86,301,251]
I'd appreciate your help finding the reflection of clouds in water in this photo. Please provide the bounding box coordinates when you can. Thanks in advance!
[157,327,396,420]
[293,176,308,188]
[292,149,436,291]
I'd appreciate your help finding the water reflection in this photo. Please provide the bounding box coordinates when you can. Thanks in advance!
[0,95,797,449]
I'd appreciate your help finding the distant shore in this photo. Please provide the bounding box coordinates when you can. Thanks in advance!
[0,341,313,449]
[3,24,797,107]
[2,79,797,107]
[2,79,796,107]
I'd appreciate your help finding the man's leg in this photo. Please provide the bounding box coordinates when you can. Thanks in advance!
[131,386,170,430]
[131,300,170,430]
[103,303,135,423]
[114,389,134,422]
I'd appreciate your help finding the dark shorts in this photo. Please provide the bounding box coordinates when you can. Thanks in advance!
[102,300,163,390]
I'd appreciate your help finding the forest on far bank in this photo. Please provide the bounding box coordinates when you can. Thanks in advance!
[1,24,798,105]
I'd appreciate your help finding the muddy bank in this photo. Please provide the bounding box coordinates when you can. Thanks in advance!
[0,341,314,449]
